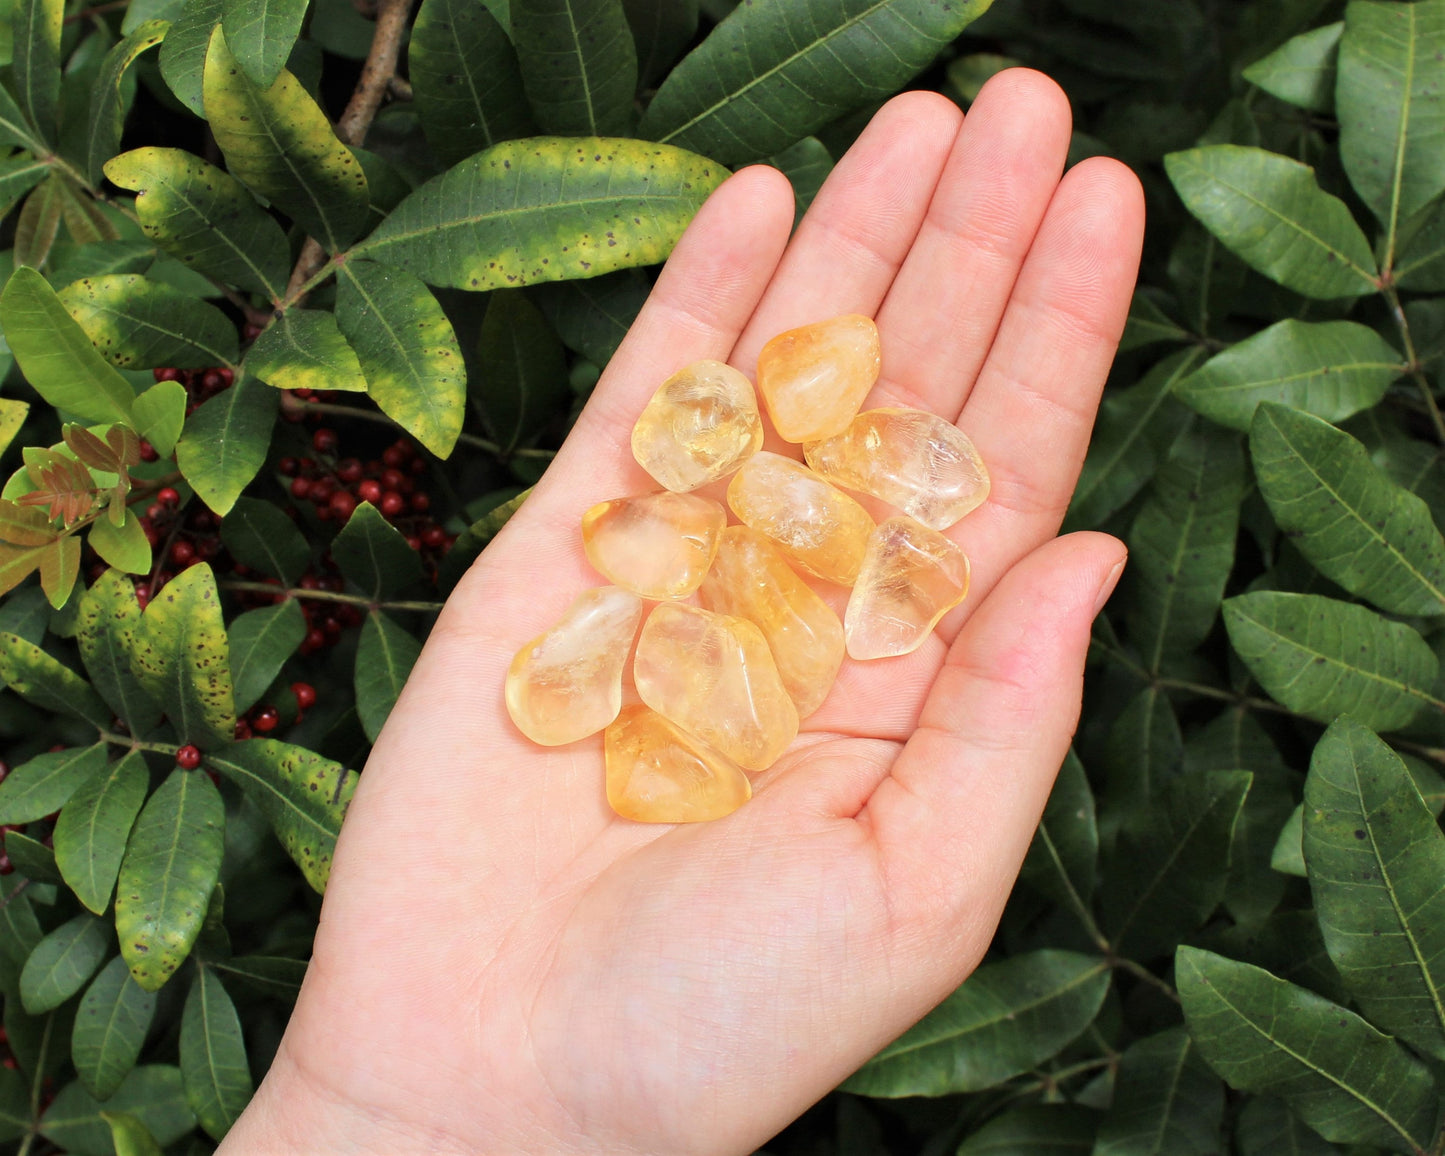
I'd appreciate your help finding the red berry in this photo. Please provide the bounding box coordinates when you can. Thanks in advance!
[0,854,11,877]
[135,584,151,609]
[290,478,312,500]
[234,719,252,741]
[410,492,431,512]
[322,617,341,640]
[409,457,427,475]
[243,322,265,342]
[169,539,196,566]
[157,487,180,506]
[312,428,339,454]
[422,525,447,549]
[406,535,422,551]
[337,458,363,484]
[176,744,201,770]
[380,468,405,491]
[380,491,405,517]
[357,479,382,504]
[292,682,317,709]
[142,523,160,546]
[153,367,180,382]
[304,627,326,651]
[329,491,357,519]
[253,706,279,733]
[279,456,300,476]
[299,573,321,590]
[294,387,314,400]
[146,503,164,521]
[202,370,225,391]
[382,446,404,468]
[219,368,235,386]
[198,537,221,560]
[139,440,159,462]
[309,480,334,505]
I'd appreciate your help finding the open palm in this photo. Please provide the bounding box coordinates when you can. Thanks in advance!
[219,70,1144,1156]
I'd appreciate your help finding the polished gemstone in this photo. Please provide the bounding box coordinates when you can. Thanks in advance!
[605,705,752,823]
[631,359,764,492]
[581,491,726,599]
[634,602,799,771]
[698,526,844,718]
[505,586,644,745]
[845,517,971,659]
[804,408,990,530]
[726,451,875,586]
[756,314,881,442]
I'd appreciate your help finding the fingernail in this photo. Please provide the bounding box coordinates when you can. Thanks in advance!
[1093,555,1127,616]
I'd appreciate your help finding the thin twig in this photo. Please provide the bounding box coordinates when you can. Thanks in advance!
[98,729,179,756]
[284,395,557,459]
[388,76,413,100]
[218,580,444,613]
[1384,285,1445,447]
[1111,955,1181,1005]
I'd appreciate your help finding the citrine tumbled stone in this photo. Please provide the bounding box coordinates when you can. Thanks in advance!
[631,359,764,492]
[505,586,644,745]
[726,451,875,586]
[634,602,799,771]
[581,491,726,599]
[605,705,752,823]
[845,517,971,660]
[804,408,991,530]
[698,526,844,718]
[756,314,881,443]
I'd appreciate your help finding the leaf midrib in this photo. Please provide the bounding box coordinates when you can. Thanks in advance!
[144,166,281,299]
[1187,359,1403,396]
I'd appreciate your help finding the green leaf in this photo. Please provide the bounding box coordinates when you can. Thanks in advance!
[437,486,528,591]
[1126,426,1245,671]
[330,499,423,598]
[1222,766,1296,927]
[1241,21,1340,112]
[55,750,148,915]
[14,176,62,269]
[88,514,150,576]
[101,1112,164,1156]
[1272,807,1307,877]
[114,769,225,991]
[1235,1097,1338,1156]
[20,913,111,1013]
[1304,717,1445,1061]
[334,260,465,458]
[1020,749,1097,910]
[355,136,724,291]
[955,1106,1098,1155]
[77,570,164,737]
[39,535,82,610]
[355,610,421,743]
[104,147,290,301]
[1102,771,1252,961]
[58,274,238,370]
[175,373,277,516]
[1252,402,1445,616]
[1338,0,1445,233]
[228,600,305,714]
[85,20,169,186]
[71,955,156,1099]
[842,951,1110,1097]
[202,26,369,251]
[408,0,534,165]
[179,966,252,1139]
[130,380,186,458]
[0,876,44,966]
[157,0,221,114]
[5,829,60,883]
[1177,320,1403,432]
[244,309,367,393]
[0,1067,26,1142]
[1397,197,1445,291]
[40,1066,195,1156]
[0,266,135,426]
[0,398,29,461]
[130,563,235,748]
[206,739,356,892]
[474,288,568,453]
[219,497,309,584]
[638,0,995,166]
[1065,348,1200,531]
[623,0,698,87]
[512,0,637,135]
[769,135,832,224]
[1222,592,1440,731]
[530,266,649,366]
[12,0,62,145]
[1099,686,1183,837]
[1176,946,1437,1153]
[1163,145,1378,299]
[1092,1027,1223,1156]
[221,0,306,86]
[0,75,45,152]
[209,953,306,999]
[0,155,51,218]
[0,633,111,728]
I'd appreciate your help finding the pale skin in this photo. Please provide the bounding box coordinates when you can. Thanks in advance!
[219,70,1146,1155]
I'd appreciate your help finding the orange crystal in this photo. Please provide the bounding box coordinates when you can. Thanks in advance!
[804,408,990,530]
[726,451,875,586]
[631,359,763,492]
[756,314,881,442]
[698,526,844,718]
[605,705,752,823]
[845,517,971,659]
[581,491,726,600]
[634,602,799,771]
[505,586,644,745]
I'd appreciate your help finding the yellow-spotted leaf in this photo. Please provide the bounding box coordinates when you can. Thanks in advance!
[157,0,221,115]
[84,20,169,186]
[58,275,238,370]
[244,309,367,393]
[220,0,306,87]
[0,399,29,459]
[77,569,164,736]
[12,0,62,146]
[0,631,111,727]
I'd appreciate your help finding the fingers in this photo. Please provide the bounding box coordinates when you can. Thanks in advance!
[861,532,1126,946]
[869,69,1073,417]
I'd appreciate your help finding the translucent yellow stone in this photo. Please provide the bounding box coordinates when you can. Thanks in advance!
[845,517,971,660]
[804,408,990,530]
[605,705,752,823]
[698,526,844,718]
[505,586,644,745]
[630,359,764,492]
[726,451,875,586]
[756,314,881,442]
[581,491,726,599]
[634,602,799,771]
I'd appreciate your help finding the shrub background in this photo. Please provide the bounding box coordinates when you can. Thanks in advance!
[1,0,1445,1152]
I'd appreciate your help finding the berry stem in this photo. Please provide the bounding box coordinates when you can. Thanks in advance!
[283,396,556,460]
[218,580,444,613]
[98,730,181,756]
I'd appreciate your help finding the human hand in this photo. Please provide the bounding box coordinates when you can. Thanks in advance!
[219,69,1144,1156]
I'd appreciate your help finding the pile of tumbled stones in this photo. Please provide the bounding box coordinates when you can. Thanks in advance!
[505,315,989,823]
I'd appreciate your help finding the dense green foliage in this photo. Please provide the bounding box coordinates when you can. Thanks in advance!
[0,0,1443,1151]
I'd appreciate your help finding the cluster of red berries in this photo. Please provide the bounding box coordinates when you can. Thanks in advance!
[231,681,317,740]
[152,364,236,415]
[120,488,227,608]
